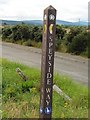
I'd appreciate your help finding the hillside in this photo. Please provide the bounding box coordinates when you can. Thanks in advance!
[1,20,88,26]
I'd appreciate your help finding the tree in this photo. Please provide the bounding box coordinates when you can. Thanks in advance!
[65,26,84,52]
[56,25,66,39]
[21,24,30,40]
[29,26,42,42]
[12,25,22,40]
[55,25,66,51]
[2,27,12,39]
[69,31,88,54]
[11,24,30,40]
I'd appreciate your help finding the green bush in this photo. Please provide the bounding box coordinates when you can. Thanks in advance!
[69,32,88,54]
[2,24,88,57]
[55,38,61,51]
[23,39,33,46]
[11,24,30,41]
[2,27,12,39]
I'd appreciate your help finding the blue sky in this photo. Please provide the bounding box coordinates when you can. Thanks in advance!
[0,0,89,22]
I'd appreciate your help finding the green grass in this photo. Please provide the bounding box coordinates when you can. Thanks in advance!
[1,58,88,118]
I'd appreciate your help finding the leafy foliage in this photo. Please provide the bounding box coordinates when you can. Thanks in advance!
[69,32,88,54]
[2,27,12,39]
[11,24,30,40]
[1,24,89,57]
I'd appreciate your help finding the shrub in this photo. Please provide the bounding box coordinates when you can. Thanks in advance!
[23,40,33,46]
[55,38,61,51]
[11,24,30,41]
[2,27,12,39]
[69,32,88,54]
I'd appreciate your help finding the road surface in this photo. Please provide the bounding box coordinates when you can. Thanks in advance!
[0,42,88,85]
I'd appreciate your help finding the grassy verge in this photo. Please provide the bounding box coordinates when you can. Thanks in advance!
[2,39,42,49]
[1,58,88,118]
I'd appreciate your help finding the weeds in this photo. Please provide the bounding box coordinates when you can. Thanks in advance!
[1,59,88,118]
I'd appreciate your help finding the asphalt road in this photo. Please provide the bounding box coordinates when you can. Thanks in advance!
[0,42,88,85]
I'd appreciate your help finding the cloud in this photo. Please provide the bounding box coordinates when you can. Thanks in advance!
[0,0,8,5]
[0,0,89,21]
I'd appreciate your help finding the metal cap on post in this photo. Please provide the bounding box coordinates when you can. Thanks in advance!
[39,5,56,119]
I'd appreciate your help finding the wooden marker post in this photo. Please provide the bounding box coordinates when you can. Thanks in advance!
[39,5,56,119]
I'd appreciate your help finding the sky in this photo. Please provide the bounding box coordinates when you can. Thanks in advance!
[0,0,89,22]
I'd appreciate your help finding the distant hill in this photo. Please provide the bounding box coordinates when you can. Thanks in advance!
[56,20,88,26]
[1,20,43,25]
[1,20,88,26]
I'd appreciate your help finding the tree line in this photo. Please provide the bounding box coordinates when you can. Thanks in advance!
[2,23,89,57]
